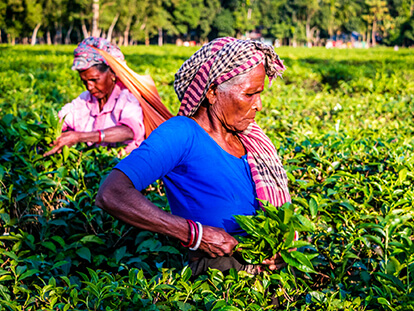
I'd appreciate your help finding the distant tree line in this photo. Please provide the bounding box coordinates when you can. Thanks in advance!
[1,0,414,46]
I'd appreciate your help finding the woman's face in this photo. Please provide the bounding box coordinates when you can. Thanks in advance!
[79,66,115,100]
[209,63,265,132]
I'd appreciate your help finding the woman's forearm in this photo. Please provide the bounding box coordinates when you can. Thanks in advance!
[95,169,189,242]
[79,125,134,144]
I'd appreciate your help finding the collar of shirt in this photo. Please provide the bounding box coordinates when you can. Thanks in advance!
[88,81,124,117]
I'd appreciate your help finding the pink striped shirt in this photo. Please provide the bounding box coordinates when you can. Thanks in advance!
[58,81,145,153]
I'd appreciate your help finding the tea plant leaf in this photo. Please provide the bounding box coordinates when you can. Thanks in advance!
[375,272,405,292]
[377,297,396,311]
[309,198,318,219]
[181,266,192,283]
[80,235,105,245]
[288,250,317,273]
[18,269,40,281]
[62,145,69,162]
[76,247,91,262]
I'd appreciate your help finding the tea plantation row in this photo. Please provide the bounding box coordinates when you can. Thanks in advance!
[0,45,413,310]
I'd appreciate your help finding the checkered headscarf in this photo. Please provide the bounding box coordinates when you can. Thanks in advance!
[174,37,291,207]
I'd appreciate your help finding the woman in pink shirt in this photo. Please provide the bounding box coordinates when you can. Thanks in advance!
[44,37,145,156]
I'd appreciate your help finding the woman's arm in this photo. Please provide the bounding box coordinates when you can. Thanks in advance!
[95,169,238,258]
[43,125,133,156]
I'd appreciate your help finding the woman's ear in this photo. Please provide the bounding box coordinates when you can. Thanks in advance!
[205,85,217,105]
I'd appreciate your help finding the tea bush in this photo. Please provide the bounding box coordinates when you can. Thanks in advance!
[0,44,413,310]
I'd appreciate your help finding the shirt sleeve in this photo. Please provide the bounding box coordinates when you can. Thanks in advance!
[58,102,76,131]
[115,91,145,144]
[115,117,191,191]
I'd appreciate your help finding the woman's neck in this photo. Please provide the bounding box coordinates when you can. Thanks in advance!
[98,81,116,111]
[191,106,245,158]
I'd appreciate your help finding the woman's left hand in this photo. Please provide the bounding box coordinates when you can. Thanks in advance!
[261,246,297,271]
[261,253,287,271]
[44,131,81,156]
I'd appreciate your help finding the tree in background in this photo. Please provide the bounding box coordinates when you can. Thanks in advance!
[198,0,220,43]
[233,0,260,38]
[0,0,412,46]
[388,0,414,45]
[172,0,203,41]
[5,0,25,44]
[364,0,393,46]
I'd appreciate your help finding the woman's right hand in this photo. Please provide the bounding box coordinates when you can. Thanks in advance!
[198,225,239,258]
[44,131,81,156]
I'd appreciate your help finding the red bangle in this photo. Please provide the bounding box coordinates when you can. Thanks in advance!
[97,130,102,144]
[188,219,198,249]
[181,219,195,247]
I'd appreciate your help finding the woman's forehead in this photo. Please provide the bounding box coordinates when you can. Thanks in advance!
[79,66,103,78]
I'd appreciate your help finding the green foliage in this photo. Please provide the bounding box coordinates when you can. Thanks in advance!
[0,45,414,310]
[235,202,316,274]
[1,0,414,46]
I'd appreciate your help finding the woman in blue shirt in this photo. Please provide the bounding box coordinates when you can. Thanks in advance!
[96,37,291,275]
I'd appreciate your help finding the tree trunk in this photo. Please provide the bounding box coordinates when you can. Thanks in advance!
[145,29,149,46]
[306,19,311,46]
[107,13,119,42]
[46,30,52,45]
[123,19,131,46]
[54,22,62,45]
[118,35,124,46]
[9,34,15,45]
[31,23,41,46]
[92,0,100,37]
[314,29,320,46]
[372,20,377,47]
[65,24,73,44]
[158,27,163,46]
[81,21,90,38]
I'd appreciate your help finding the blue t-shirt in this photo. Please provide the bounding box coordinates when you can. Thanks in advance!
[115,116,259,235]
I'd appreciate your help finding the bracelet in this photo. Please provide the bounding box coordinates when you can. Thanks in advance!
[181,219,196,247]
[190,222,203,251]
[190,220,198,248]
[98,130,105,144]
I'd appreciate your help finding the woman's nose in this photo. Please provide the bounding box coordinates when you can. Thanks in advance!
[86,81,94,91]
[253,96,263,111]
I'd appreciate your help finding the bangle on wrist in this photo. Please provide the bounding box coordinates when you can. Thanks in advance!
[189,222,203,251]
[181,219,196,248]
[98,130,105,144]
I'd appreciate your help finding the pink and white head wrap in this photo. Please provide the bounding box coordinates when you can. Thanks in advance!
[174,37,291,208]
[72,37,125,71]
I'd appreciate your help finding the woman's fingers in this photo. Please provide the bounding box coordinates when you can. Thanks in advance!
[44,132,80,157]
[268,262,287,271]
[262,252,286,270]
[200,225,238,257]
[44,145,62,157]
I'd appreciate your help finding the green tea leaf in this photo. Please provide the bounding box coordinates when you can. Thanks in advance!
[309,198,318,218]
[76,247,91,262]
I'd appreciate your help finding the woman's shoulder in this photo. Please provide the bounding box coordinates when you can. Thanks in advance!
[77,91,92,101]
[60,91,91,111]
[157,116,196,132]
[147,116,197,144]
[70,91,92,106]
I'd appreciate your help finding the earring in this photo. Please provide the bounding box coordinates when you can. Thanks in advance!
[112,77,116,82]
